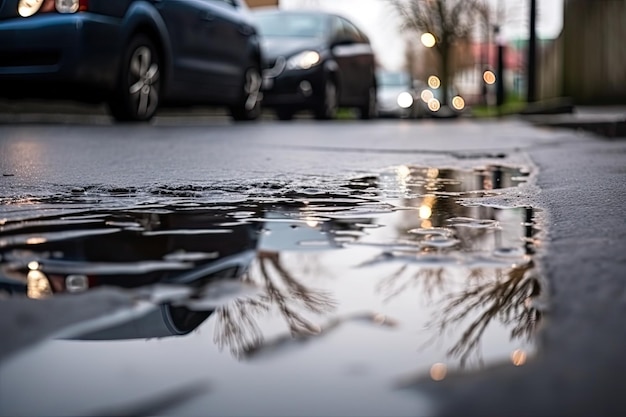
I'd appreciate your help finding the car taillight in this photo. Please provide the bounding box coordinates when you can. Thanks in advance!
[18,0,54,17]
[18,0,87,17]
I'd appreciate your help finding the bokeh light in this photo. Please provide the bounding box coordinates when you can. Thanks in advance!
[427,98,440,112]
[396,92,414,109]
[421,32,436,48]
[511,349,527,366]
[428,75,441,89]
[451,96,465,110]
[421,89,434,102]
[483,70,496,85]
[430,363,447,381]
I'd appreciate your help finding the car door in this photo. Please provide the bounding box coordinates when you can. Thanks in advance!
[152,0,216,100]
[198,0,256,102]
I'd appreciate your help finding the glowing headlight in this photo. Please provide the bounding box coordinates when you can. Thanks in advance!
[421,89,434,102]
[18,0,44,17]
[396,92,414,109]
[286,51,321,70]
[56,0,79,13]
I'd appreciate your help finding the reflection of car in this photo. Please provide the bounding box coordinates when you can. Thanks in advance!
[0,273,27,296]
[67,250,256,340]
[415,82,467,118]
[0,0,262,122]
[252,9,377,120]
[376,70,418,119]
[0,206,261,298]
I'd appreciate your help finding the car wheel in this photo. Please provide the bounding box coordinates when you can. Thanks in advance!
[109,34,160,122]
[313,78,338,120]
[276,109,294,121]
[230,65,262,122]
[359,84,377,120]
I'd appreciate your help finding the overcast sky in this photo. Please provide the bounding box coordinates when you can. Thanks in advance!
[280,0,564,70]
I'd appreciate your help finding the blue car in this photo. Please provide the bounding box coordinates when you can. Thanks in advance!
[0,0,263,121]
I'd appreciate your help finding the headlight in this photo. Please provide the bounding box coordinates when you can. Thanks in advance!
[18,0,44,17]
[286,51,321,70]
[56,0,79,13]
[397,92,413,109]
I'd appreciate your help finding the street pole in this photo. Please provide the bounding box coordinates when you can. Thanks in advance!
[527,0,537,103]
[495,26,505,109]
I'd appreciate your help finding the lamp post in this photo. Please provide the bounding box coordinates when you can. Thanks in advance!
[527,0,537,103]
[494,25,505,108]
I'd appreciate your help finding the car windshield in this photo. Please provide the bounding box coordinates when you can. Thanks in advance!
[377,72,410,87]
[254,13,326,38]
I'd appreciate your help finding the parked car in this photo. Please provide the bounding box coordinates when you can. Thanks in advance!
[376,70,419,119]
[415,82,467,119]
[0,0,263,122]
[252,9,377,120]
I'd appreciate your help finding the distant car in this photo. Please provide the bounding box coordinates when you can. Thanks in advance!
[252,9,377,120]
[415,82,467,119]
[0,0,263,122]
[376,70,419,119]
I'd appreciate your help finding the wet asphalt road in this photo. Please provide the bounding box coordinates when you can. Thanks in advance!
[1,114,626,416]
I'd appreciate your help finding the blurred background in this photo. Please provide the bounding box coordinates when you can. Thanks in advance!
[246,0,626,111]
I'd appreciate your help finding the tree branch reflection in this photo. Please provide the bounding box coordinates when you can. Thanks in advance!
[378,260,541,368]
[213,250,337,357]
[434,261,541,367]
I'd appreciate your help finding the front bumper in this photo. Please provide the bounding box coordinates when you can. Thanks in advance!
[261,64,326,109]
[0,13,122,100]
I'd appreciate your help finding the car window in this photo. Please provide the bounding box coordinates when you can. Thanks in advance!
[210,0,237,6]
[377,72,410,87]
[254,13,326,38]
[338,17,364,43]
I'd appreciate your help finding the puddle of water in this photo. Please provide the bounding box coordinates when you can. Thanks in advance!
[0,164,541,416]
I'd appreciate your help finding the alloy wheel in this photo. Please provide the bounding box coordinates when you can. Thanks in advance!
[128,46,159,118]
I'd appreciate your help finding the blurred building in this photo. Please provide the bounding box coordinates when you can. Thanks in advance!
[246,0,278,7]
[539,0,626,104]
[561,0,626,104]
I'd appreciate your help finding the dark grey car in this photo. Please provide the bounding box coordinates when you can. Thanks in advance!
[253,9,377,120]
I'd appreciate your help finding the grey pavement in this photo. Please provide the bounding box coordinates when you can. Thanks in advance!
[521,105,626,139]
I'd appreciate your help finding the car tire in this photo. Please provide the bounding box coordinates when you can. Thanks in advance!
[276,109,294,121]
[359,83,377,120]
[230,65,262,122]
[109,34,161,122]
[313,78,338,120]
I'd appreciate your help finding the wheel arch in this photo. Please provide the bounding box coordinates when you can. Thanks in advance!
[323,59,341,100]
[119,4,173,93]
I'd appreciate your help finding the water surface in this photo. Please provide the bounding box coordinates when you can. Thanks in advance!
[0,164,542,416]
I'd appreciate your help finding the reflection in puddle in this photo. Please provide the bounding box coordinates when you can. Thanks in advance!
[0,164,542,415]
